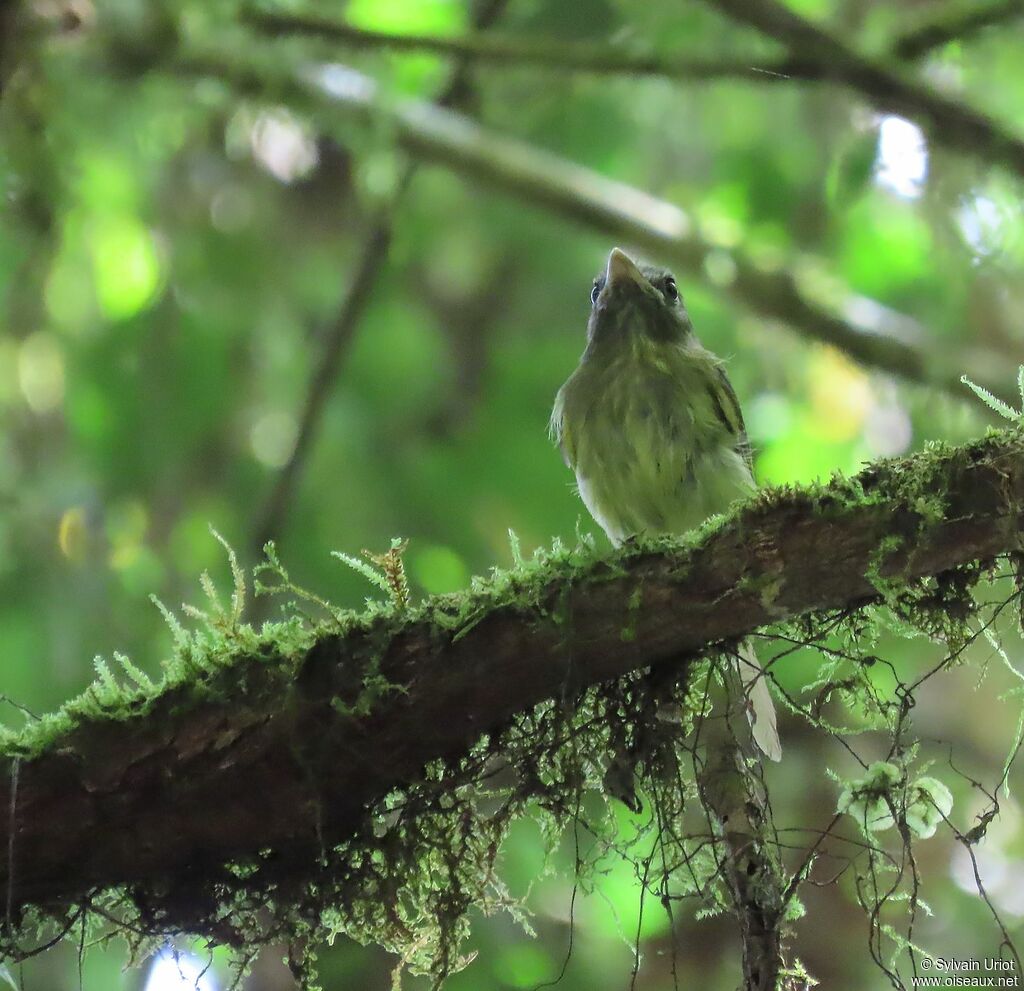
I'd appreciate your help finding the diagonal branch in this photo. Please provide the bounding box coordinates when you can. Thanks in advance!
[210,56,1012,403]
[893,0,1024,61]
[704,0,1024,180]
[247,0,1024,79]
[247,2,1024,181]
[3,429,1024,927]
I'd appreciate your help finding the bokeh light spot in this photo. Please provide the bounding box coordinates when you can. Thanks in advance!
[958,194,1007,257]
[58,507,89,563]
[747,392,793,444]
[0,337,18,406]
[106,499,150,573]
[863,403,912,457]
[346,0,464,33]
[249,111,318,184]
[45,253,96,333]
[808,346,872,442]
[491,943,551,988]
[250,410,298,468]
[411,545,469,595]
[703,249,738,287]
[874,115,928,199]
[18,332,65,413]
[143,949,218,991]
[90,215,164,320]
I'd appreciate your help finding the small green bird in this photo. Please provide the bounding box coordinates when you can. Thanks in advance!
[551,247,781,761]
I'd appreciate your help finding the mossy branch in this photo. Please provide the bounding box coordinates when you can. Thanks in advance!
[1,431,1023,940]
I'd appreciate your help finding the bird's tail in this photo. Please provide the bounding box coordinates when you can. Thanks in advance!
[735,640,782,762]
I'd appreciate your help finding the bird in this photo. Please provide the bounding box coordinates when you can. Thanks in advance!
[550,247,781,762]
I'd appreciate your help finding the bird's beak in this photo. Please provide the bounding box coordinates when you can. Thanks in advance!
[605,247,646,291]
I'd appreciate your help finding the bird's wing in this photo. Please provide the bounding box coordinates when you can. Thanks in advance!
[708,365,754,474]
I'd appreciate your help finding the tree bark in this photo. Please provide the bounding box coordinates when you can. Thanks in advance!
[2,431,1024,931]
[699,746,783,991]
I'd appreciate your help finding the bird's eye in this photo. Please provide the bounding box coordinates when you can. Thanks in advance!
[663,278,679,302]
[591,282,601,305]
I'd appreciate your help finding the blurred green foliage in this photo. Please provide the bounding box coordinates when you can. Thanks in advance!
[1,0,1024,987]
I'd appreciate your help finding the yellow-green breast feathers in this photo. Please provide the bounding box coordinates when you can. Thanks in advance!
[552,333,754,545]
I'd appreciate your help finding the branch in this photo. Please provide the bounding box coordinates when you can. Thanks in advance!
[181,53,1014,404]
[699,746,784,991]
[246,1,1022,79]
[3,429,1024,927]
[893,0,1024,61]
[246,9,792,81]
[247,3,1024,181]
[705,0,1024,180]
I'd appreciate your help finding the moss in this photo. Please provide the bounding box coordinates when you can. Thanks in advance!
[866,534,907,602]
[2,430,1023,987]
[620,586,644,642]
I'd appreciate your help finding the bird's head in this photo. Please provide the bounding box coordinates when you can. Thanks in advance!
[586,247,693,348]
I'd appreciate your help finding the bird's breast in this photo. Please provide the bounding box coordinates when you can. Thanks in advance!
[562,354,753,544]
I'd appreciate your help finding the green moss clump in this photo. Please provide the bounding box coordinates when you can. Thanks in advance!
[1,433,1022,988]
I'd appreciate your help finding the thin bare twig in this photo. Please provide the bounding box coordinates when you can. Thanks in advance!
[893,0,1024,61]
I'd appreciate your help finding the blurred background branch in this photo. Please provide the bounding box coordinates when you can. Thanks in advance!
[892,0,1024,60]
[248,1,1024,183]
[247,1,1024,80]
[177,49,1016,402]
[703,0,1024,180]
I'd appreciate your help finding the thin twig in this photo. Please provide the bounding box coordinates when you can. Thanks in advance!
[893,0,1024,61]
[246,10,794,81]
